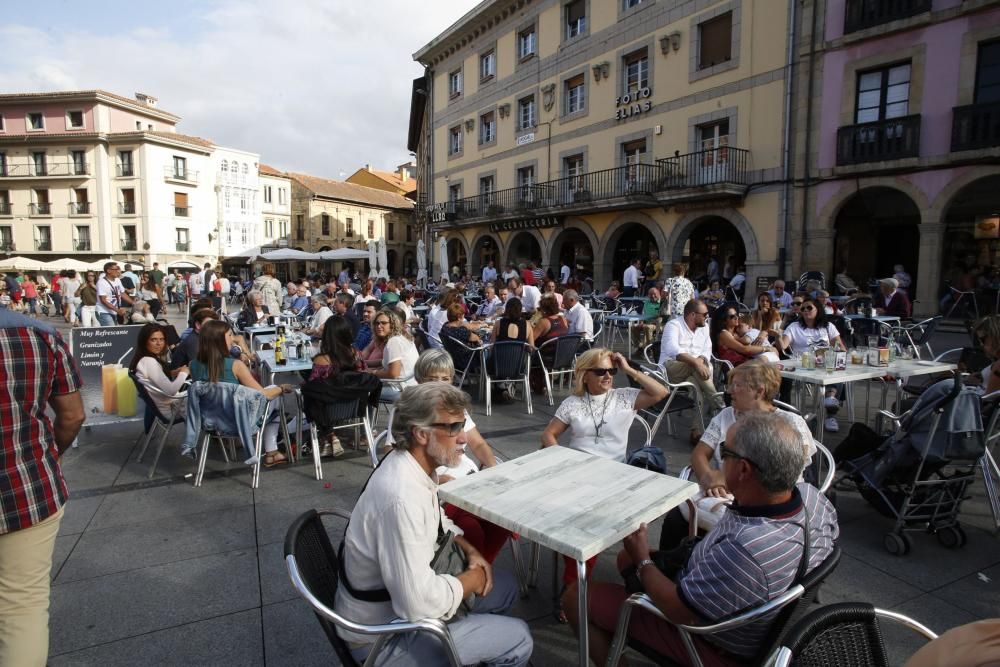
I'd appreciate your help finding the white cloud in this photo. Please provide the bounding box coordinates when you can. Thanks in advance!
[0,1,469,177]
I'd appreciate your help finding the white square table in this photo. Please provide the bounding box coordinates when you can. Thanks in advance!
[438,446,698,667]
[258,348,316,457]
[605,312,658,358]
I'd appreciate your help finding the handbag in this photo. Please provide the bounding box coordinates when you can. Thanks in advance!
[626,445,668,474]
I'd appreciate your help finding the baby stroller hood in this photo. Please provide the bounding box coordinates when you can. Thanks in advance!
[857,377,984,488]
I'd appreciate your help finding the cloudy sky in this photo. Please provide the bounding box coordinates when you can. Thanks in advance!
[0,0,472,177]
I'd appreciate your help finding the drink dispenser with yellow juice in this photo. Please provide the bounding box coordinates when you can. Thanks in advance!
[102,364,119,414]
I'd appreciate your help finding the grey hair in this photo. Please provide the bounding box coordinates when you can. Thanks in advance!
[391,383,469,451]
[246,289,263,303]
[563,289,579,303]
[730,412,805,493]
[414,349,455,382]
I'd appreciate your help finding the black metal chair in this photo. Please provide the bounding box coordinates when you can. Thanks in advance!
[632,359,705,440]
[483,341,532,416]
[534,334,583,406]
[130,371,186,479]
[284,509,462,667]
[897,315,941,359]
[848,317,894,349]
[798,271,826,292]
[440,333,485,396]
[767,601,937,667]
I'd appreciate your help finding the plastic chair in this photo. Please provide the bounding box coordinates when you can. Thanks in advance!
[766,602,937,667]
[483,341,533,416]
[130,371,187,479]
[284,508,462,667]
[608,547,841,667]
[534,334,584,406]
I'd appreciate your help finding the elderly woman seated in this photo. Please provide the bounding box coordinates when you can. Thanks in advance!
[658,359,816,551]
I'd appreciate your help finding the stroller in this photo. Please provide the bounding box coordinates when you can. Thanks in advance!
[840,373,986,555]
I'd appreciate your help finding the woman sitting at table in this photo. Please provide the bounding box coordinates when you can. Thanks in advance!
[541,347,668,616]
[542,279,563,309]
[439,302,482,372]
[816,289,839,315]
[490,297,535,347]
[129,323,189,416]
[701,279,726,309]
[530,294,570,393]
[358,307,392,368]
[749,291,783,343]
[308,315,366,457]
[355,279,378,305]
[191,319,293,467]
[368,309,418,402]
[657,359,816,550]
[236,290,269,330]
[712,304,775,368]
[778,296,846,432]
[413,349,511,563]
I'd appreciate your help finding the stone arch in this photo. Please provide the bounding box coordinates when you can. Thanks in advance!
[817,178,931,232]
[444,234,470,277]
[548,217,600,278]
[502,229,547,268]
[931,166,1000,217]
[596,211,668,289]
[468,230,505,276]
[667,209,759,265]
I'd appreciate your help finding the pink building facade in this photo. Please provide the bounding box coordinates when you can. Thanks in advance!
[794,0,1000,317]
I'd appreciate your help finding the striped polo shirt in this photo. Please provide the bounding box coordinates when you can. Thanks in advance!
[677,483,839,658]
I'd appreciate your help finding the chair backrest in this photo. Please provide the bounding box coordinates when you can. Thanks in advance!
[761,546,842,657]
[848,318,892,348]
[775,602,890,667]
[643,341,661,366]
[546,334,584,370]
[283,509,358,667]
[488,341,530,380]
[908,316,940,347]
[827,314,853,343]
[798,271,826,291]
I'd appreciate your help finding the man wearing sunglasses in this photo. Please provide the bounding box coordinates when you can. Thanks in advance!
[336,382,533,666]
[574,412,838,667]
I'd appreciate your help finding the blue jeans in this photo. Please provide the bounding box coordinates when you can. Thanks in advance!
[350,569,532,667]
[96,312,117,326]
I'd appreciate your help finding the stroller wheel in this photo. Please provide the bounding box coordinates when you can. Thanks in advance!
[884,532,911,556]
[936,525,966,549]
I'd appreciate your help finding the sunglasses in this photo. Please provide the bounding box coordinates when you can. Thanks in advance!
[588,367,618,377]
[726,313,738,319]
[801,305,816,312]
[720,443,759,468]
[792,301,803,306]
[429,421,465,436]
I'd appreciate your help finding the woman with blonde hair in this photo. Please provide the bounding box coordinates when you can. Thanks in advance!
[368,308,418,401]
[748,291,783,342]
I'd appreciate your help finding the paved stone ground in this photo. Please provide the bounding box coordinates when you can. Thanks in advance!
[37,307,999,666]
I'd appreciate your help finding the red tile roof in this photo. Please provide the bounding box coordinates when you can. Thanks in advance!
[289,172,415,210]
[259,163,288,177]
[0,89,181,120]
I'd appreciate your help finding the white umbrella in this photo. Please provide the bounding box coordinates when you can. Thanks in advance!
[377,238,390,280]
[41,258,92,272]
[0,256,46,271]
[255,248,319,261]
[437,236,449,282]
[416,239,427,284]
[368,240,377,279]
[318,247,369,261]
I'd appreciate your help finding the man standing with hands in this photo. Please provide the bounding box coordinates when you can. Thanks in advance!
[95,262,133,326]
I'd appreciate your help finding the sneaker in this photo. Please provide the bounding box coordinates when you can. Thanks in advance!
[824,417,839,432]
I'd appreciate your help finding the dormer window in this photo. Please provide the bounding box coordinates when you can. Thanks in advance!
[28,113,44,130]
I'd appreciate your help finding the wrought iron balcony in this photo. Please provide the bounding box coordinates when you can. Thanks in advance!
[74,239,91,251]
[175,241,190,252]
[119,202,136,215]
[35,240,52,251]
[0,241,14,252]
[836,115,920,166]
[174,206,190,217]
[655,146,750,203]
[952,101,1000,152]
[164,166,198,183]
[30,203,52,216]
[116,164,135,177]
[121,239,138,251]
[844,0,930,34]
[0,203,10,216]
[0,159,90,178]
[70,202,91,215]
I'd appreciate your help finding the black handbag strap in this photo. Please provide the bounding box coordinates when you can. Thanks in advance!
[337,451,393,603]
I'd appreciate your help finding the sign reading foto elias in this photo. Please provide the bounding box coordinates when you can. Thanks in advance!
[615,87,653,121]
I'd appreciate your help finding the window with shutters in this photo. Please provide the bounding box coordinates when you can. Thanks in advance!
[974,40,1000,104]
[321,213,330,236]
[518,95,536,130]
[174,192,189,217]
[449,126,462,156]
[566,0,586,40]
[855,62,911,123]
[518,26,537,60]
[346,217,354,237]
[565,74,585,115]
[480,50,496,81]
[479,111,496,145]
[449,69,463,99]
[623,49,649,95]
[698,13,733,70]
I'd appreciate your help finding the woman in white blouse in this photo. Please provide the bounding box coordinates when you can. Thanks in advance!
[369,309,419,401]
[128,323,189,416]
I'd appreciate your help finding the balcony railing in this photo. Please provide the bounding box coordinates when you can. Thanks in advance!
[117,164,135,177]
[74,239,91,251]
[951,101,1000,152]
[844,0,930,34]
[164,166,198,183]
[30,203,52,215]
[174,206,190,217]
[176,241,190,252]
[432,149,751,225]
[70,202,91,215]
[0,159,90,178]
[0,203,10,216]
[0,241,14,252]
[836,115,920,166]
[35,240,52,251]
[119,202,136,215]
[121,239,138,251]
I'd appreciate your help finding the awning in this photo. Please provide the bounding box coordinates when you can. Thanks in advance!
[0,256,48,271]
[167,260,201,270]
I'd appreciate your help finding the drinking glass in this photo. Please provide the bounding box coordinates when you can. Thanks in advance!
[867,335,879,350]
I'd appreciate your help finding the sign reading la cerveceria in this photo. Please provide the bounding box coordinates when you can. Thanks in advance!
[490,216,563,233]
[615,87,653,121]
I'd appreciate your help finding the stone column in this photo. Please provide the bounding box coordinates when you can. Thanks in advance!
[915,222,944,318]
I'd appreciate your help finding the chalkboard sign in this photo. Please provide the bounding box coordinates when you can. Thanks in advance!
[756,276,776,292]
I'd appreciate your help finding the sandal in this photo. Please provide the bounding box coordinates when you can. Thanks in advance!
[263,452,289,468]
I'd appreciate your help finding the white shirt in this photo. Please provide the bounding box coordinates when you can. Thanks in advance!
[769,290,793,308]
[481,265,497,283]
[398,301,415,323]
[560,264,571,284]
[310,306,333,333]
[383,335,419,387]
[334,449,465,645]
[135,357,188,416]
[700,407,816,477]
[518,284,542,312]
[565,302,594,339]
[554,388,641,462]
[427,305,447,345]
[623,264,641,289]
[729,273,746,290]
[502,269,518,282]
[659,316,712,367]
[96,276,125,316]
[784,321,840,357]
[477,296,502,319]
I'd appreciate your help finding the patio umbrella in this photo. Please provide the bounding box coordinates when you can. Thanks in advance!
[318,247,368,261]
[254,248,319,262]
[377,238,389,280]
[437,236,449,282]
[0,256,47,271]
[368,240,377,279]
[42,258,92,272]
[416,239,427,284]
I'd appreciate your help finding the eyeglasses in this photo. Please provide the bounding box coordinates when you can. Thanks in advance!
[429,421,465,436]
[801,305,816,312]
[374,320,391,326]
[720,443,759,468]
[695,311,710,316]
[792,301,803,306]
[588,367,618,377]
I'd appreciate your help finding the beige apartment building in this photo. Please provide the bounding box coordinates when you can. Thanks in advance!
[410,0,797,293]
[346,161,417,197]
[289,173,418,277]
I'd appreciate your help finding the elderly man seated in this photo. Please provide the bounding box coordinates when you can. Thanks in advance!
[877,277,912,318]
[631,286,664,351]
[564,412,839,667]
[563,289,594,341]
[335,382,533,666]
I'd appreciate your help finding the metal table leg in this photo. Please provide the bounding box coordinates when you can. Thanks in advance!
[576,558,589,667]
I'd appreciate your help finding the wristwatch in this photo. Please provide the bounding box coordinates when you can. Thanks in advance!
[636,558,655,576]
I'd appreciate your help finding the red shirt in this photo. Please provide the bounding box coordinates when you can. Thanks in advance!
[521,268,536,286]
[0,311,82,533]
